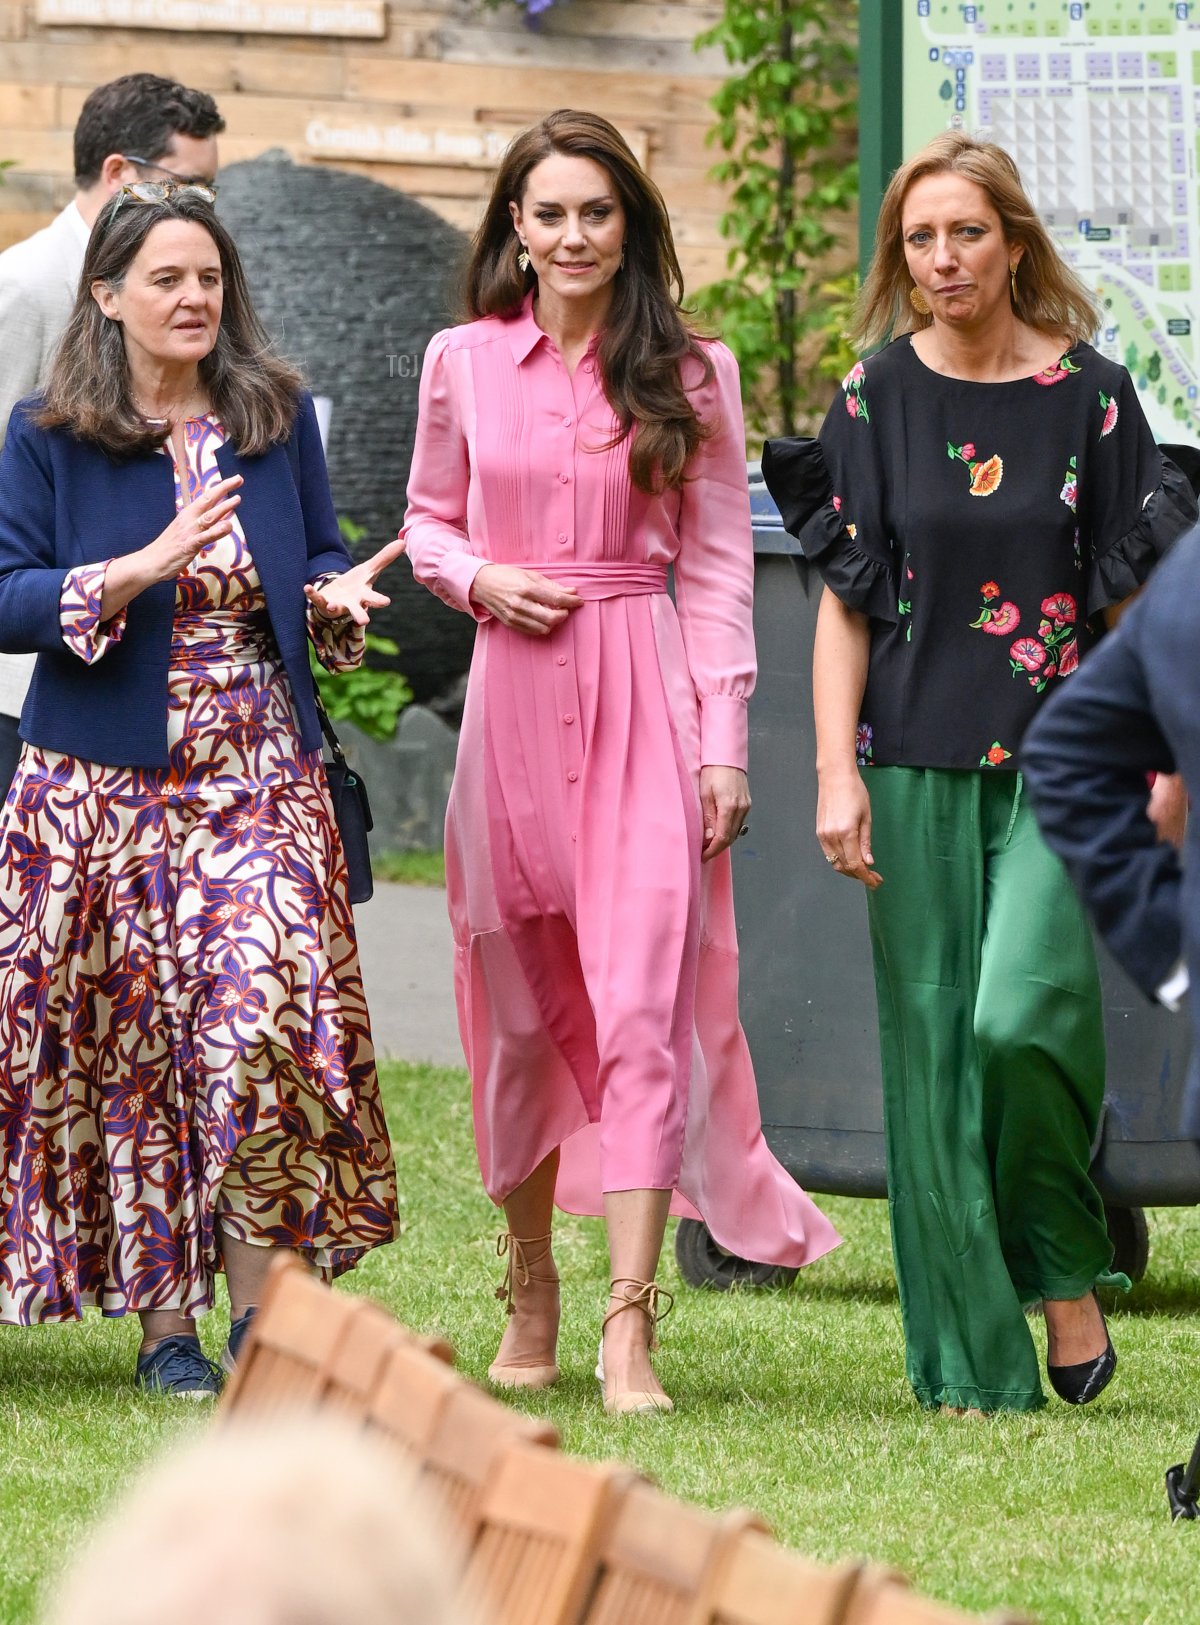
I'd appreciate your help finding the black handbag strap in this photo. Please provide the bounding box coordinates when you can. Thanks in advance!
[312,676,348,766]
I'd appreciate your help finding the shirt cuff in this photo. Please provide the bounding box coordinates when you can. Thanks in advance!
[1157,959,1190,1013]
[60,562,127,664]
[436,549,491,622]
[307,572,366,673]
[699,694,748,772]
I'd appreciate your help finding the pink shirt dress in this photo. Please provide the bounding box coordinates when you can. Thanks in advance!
[403,297,839,1269]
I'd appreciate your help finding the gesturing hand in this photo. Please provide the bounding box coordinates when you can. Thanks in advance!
[142,474,244,583]
[305,538,407,627]
[469,564,583,635]
[700,765,751,862]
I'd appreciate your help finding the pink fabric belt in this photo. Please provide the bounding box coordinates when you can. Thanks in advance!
[524,562,668,600]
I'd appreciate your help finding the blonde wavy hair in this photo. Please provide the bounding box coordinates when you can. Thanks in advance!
[853,131,1101,351]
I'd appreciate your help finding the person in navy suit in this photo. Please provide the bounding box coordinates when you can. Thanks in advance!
[0,184,404,1395]
[1023,525,1199,1139]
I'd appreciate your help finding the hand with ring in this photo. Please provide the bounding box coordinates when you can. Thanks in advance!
[815,769,883,889]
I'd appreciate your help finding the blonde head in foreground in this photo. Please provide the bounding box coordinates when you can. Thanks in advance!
[42,1417,475,1625]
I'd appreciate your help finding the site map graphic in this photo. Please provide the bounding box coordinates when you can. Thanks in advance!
[903,0,1200,439]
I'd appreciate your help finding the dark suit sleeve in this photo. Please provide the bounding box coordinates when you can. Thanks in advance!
[291,393,353,581]
[1022,595,1182,997]
[0,404,71,654]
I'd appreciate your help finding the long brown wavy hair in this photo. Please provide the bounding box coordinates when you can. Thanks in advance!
[38,191,302,458]
[463,109,712,493]
[855,131,1102,350]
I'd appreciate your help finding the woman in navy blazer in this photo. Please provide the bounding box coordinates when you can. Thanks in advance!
[0,183,402,1395]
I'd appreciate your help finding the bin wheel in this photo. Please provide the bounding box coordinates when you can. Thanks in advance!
[1103,1204,1149,1284]
[674,1219,799,1291]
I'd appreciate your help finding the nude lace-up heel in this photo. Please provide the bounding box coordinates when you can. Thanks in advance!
[595,1277,674,1416]
[486,1232,561,1391]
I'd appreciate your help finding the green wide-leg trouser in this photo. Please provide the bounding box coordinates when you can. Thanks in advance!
[865,768,1126,1413]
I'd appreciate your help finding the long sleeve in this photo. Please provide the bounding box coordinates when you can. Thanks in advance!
[673,342,755,770]
[401,329,490,622]
[0,405,72,653]
[1022,566,1185,999]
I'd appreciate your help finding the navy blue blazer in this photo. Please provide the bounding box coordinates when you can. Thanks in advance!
[0,391,348,767]
[1023,524,1200,1136]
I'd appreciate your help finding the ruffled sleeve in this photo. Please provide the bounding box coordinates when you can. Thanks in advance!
[59,562,127,664]
[1083,368,1198,617]
[761,362,898,624]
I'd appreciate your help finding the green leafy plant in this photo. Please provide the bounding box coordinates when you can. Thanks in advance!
[694,0,858,436]
[310,517,414,742]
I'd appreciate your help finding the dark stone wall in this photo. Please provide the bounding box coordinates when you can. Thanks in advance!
[217,151,475,705]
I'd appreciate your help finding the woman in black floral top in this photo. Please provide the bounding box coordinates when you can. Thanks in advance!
[764,132,1195,1416]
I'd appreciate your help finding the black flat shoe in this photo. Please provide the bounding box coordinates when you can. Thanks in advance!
[1047,1336,1117,1405]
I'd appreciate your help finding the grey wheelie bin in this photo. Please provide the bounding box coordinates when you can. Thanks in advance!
[674,474,1199,1290]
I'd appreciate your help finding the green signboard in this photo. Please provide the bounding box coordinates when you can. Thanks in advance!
[861,0,1200,438]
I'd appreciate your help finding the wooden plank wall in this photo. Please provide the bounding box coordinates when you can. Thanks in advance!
[0,0,736,291]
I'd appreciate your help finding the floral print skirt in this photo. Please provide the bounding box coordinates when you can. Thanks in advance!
[0,603,398,1325]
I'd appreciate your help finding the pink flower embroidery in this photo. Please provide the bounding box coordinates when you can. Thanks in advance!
[846,395,859,418]
[1040,592,1077,625]
[1033,354,1082,387]
[1010,637,1046,672]
[843,361,866,388]
[962,442,976,460]
[1099,390,1118,438]
[832,494,842,511]
[1058,640,1080,676]
[982,602,1021,636]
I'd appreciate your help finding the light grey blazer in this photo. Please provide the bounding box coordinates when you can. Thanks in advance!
[0,203,88,718]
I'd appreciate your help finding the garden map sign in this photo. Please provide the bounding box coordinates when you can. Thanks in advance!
[866,0,1200,440]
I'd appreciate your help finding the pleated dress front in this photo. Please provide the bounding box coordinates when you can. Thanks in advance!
[403,298,840,1270]
[0,414,398,1325]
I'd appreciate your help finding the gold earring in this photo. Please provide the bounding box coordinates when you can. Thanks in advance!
[909,285,930,316]
[517,247,531,272]
[619,245,625,270]
[1010,264,1018,301]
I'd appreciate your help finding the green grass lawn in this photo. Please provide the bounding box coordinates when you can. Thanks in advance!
[3,1060,1199,1624]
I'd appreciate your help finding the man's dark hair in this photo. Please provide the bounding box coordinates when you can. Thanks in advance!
[73,74,224,187]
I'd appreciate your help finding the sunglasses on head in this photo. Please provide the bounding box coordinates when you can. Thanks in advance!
[117,179,217,205]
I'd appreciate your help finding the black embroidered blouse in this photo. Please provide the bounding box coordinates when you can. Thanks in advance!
[763,337,1196,770]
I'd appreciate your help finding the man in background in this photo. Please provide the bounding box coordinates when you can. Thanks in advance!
[0,72,224,788]
[1023,526,1199,1138]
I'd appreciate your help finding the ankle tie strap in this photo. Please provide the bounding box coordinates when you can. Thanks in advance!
[603,1277,675,1346]
[494,1232,554,1316]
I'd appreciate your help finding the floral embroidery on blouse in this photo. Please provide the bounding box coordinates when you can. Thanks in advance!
[1099,390,1119,439]
[60,563,128,665]
[1008,593,1077,691]
[856,723,874,767]
[969,580,1020,637]
[841,361,870,423]
[1059,455,1078,512]
[947,440,1004,496]
[980,741,1012,766]
[1033,354,1082,387]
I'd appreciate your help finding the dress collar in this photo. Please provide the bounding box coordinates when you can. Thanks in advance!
[504,290,602,366]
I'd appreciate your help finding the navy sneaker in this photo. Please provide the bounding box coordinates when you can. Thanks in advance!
[135,1335,223,1399]
[220,1306,258,1376]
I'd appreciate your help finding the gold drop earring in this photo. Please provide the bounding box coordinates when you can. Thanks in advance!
[517,243,531,272]
[909,284,930,316]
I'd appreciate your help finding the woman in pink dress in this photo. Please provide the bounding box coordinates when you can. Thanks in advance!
[403,110,839,1415]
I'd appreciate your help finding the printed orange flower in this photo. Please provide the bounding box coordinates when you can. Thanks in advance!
[969,454,1004,496]
[984,743,1012,766]
[980,581,999,599]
